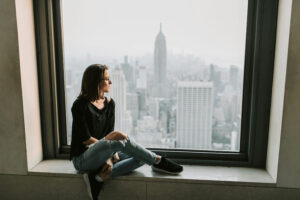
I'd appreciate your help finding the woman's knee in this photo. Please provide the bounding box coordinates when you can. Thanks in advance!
[105,131,128,141]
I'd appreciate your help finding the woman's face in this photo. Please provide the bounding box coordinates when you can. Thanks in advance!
[100,69,112,93]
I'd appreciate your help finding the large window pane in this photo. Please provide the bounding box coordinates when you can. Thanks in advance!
[62,0,248,152]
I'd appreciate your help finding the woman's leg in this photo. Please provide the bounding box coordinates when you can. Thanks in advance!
[105,131,157,165]
[110,152,145,178]
[77,131,184,179]
[105,132,183,175]
[75,131,157,173]
[76,138,115,173]
[111,158,144,178]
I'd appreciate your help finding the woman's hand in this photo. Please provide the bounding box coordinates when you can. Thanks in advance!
[82,137,98,145]
[112,152,120,163]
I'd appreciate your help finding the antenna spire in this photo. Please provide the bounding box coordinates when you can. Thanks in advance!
[160,23,162,33]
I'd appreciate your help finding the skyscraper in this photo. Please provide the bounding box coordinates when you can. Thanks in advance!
[121,55,134,91]
[176,81,213,149]
[109,67,130,133]
[153,23,167,97]
[136,66,147,89]
[230,65,239,91]
[126,92,139,125]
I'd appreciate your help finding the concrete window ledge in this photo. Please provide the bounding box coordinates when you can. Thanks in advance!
[28,159,275,187]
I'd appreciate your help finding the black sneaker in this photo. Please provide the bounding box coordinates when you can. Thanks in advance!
[152,157,183,175]
[83,172,104,200]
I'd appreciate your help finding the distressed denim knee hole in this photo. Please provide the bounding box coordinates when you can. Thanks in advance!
[111,139,127,151]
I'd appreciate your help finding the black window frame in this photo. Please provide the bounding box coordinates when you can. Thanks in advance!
[34,0,279,168]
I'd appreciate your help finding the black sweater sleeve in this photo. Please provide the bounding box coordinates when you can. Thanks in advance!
[106,98,115,134]
[71,101,91,143]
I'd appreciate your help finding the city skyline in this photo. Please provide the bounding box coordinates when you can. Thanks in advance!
[63,0,245,151]
[64,24,243,152]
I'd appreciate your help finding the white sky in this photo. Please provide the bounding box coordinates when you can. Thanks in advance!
[62,0,248,67]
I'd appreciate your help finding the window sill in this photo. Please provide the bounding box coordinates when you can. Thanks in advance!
[28,159,275,187]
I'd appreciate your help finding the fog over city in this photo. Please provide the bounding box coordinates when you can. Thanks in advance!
[62,0,248,151]
[62,0,247,68]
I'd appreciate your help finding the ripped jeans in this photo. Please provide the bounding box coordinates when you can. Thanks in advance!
[72,137,157,178]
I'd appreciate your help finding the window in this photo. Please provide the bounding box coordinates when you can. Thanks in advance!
[62,0,247,152]
[34,0,279,167]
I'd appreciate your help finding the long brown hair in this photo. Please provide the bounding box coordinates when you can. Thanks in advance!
[78,64,108,101]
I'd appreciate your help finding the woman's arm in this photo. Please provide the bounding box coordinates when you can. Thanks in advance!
[82,137,98,145]
[106,98,115,133]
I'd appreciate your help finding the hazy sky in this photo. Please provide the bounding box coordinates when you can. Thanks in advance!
[62,0,248,67]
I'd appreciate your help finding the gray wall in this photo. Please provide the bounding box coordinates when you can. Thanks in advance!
[1,175,300,200]
[277,0,300,188]
[0,0,28,175]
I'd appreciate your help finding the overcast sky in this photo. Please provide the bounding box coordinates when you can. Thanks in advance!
[62,0,248,67]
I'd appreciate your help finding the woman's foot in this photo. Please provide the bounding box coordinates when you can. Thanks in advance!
[97,159,113,182]
[152,157,183,175]
[83,172,104,200]
[97,170,111,182]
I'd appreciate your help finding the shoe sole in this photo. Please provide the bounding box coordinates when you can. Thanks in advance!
[151,166,182,175]
[83,173,93,200]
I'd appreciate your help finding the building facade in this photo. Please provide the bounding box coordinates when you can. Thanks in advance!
[176,81,213,149]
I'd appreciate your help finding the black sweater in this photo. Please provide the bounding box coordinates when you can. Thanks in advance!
[70,96,115,160]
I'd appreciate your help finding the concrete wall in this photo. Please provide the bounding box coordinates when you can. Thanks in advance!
[15,0,43,170]
[1,175,300,200]
[266,0,292,181]
[276,0,300,188]
[0,0,28,175]
[0,0,42,174]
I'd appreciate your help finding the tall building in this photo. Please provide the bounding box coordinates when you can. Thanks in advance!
[230,65,239,91]
[136,66,147,89]
[153,23,167,97]
[137,88,147,119]
[148,97,160,120]
[126,92,139,125]
[230,129,240,152]
[136,65,148,119]
[209,64,221,94]
[109,67,129,133]
[121,55,134,91]
[221,84,240,124]
[66,68,83,144]
[123,110,133,136]
[65,69,74,144]
[176,81,213,149]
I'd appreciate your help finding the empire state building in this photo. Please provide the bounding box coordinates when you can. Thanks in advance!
[153,23,167,97]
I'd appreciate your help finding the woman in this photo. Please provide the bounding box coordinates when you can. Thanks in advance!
[70,64,183,200]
